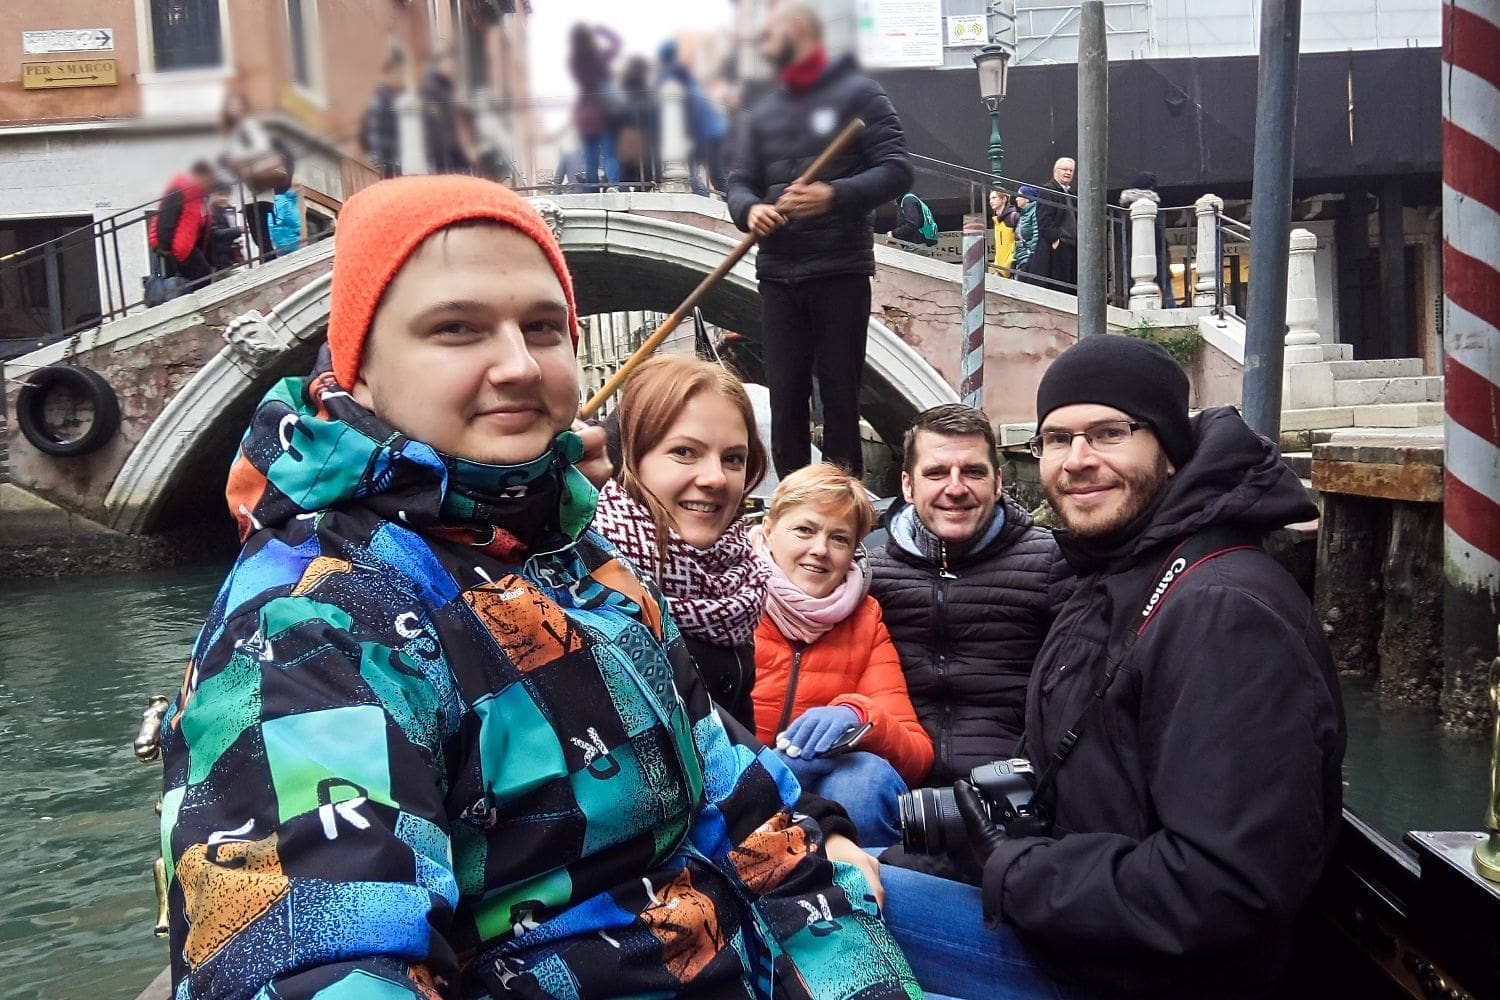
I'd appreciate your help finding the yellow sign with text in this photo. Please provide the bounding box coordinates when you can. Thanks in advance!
[22,59,118,90]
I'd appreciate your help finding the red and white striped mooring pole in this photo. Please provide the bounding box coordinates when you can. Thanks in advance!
[960,213,987,409]
[1442,0,1500,726]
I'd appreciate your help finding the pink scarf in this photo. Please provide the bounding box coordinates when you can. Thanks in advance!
[749,525,869,644]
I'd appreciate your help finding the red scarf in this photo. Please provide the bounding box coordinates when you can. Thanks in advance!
[779,46,828,93]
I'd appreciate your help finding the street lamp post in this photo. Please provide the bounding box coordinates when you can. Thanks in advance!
[965,42,1010,413]
[973,43,1010,185]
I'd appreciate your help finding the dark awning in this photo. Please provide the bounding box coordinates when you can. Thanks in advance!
[865,46,1440,205]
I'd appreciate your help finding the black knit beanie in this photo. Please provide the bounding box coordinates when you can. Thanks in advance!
[1035,335,1194,467]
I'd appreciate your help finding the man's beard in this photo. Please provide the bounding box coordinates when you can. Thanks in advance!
[1043,453,1172,540]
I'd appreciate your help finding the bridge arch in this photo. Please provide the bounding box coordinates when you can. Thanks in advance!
[106,202,957,534]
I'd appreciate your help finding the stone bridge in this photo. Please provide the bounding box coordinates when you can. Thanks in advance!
[3,191,1214,543]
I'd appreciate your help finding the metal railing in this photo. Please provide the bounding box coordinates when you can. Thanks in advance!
[906,151,1138,304]
[0,116,387,362]
[1211,208,1252,319]
[0,188,334,362]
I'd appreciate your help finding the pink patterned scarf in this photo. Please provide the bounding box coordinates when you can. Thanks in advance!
[592,480,769,647]
[749,525,870,644]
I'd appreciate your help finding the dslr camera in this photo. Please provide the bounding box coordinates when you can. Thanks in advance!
[897,759,1051,854]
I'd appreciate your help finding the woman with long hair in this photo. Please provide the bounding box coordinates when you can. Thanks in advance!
[750,464,932,845]
[592,355,769,730]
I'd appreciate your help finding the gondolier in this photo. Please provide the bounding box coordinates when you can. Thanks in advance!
[727,2,912,479]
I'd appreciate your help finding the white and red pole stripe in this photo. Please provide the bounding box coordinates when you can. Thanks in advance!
[1442,0,1500,701]
[960,214,987,409]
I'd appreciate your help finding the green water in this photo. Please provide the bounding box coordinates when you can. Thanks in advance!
[0,568,222,1000]
[0,567,1491,998]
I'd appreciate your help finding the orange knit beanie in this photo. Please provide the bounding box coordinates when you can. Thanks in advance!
[326,175,577,390]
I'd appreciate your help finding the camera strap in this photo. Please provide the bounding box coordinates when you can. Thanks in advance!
[1025,525,1263,808]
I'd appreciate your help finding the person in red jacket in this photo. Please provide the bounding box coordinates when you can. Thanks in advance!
[751,463,933,846]
[148,161,216,286]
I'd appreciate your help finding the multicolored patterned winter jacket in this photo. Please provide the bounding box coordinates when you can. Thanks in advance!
[160,370,920,1000]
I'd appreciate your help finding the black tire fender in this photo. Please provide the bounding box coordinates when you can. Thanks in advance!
[14,364,122,457]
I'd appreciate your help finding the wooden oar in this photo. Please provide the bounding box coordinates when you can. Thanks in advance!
[578,118,866,419]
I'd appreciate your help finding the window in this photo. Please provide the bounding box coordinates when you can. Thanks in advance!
[287,0,307,86]
[286,0,322,93]
[149,0,223,70]
[462,6,491,93]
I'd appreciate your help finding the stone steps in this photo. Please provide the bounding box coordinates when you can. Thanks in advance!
[1280,400,1446,433]
[1332,375,1444,407]
[1327,358,1424,379]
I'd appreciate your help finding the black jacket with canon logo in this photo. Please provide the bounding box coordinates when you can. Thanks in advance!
[986,406,1346,999]
[726,54,912,283]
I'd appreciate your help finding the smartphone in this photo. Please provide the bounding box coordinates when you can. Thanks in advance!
[824,722,874,755]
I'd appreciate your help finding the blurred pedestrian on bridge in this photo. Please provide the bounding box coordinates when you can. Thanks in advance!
[218,91,287,263]
[569,23,624,189]
[360,52,404,180]
[660,41,729,197]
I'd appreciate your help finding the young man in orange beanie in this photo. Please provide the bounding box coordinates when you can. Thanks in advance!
[159,175,920,1000]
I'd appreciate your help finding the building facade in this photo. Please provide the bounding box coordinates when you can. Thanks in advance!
[0,0,537,353]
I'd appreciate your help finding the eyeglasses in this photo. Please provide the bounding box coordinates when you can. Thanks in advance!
[1026,420,1147,459]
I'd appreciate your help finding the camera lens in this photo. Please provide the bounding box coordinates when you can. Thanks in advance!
[897,786,966,855]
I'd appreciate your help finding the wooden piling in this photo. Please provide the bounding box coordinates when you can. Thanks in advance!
[1312,431,1459,720]
[1377,502,1445,704]
[1314,493,1386,678]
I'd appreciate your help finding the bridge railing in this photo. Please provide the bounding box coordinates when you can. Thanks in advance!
[0,191,337,363]
[905,152,1139,304]
[0,118,383,364]
[905,152,1259,318]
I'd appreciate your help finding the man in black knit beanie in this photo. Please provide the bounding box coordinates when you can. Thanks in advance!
[878,335,1346,1000]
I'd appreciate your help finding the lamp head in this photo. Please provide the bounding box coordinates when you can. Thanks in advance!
[974,43,1010,105]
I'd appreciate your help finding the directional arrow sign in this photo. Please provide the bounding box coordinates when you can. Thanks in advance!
[22,28,115,54]
[22,59,118,90]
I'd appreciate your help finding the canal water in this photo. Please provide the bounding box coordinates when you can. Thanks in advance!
[0,567,1492,999]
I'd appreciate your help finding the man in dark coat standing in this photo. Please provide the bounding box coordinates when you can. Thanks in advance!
[915,336,1346,999]
[727,3,912,478]
[1036,156,1078,289]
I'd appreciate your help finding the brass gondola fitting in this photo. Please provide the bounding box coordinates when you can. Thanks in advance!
[133,695,170,763]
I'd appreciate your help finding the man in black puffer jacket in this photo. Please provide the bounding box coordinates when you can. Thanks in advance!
[726,3,911,478]
[891,336,1345,1000]
[870,404,1072,791]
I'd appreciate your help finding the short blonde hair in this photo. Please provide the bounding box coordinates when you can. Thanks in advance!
[765,463,875,540]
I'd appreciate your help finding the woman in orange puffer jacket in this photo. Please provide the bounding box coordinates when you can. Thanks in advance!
[751,464,934,846]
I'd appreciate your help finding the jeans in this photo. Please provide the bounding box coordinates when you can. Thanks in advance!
[874,856,1085,1000]
[783,750,905,847]
[759,275,871,478]
[582,132,619,187]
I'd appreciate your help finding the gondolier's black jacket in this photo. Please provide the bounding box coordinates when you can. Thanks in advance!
[727,54,912,283]
[988,407,1346,999]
